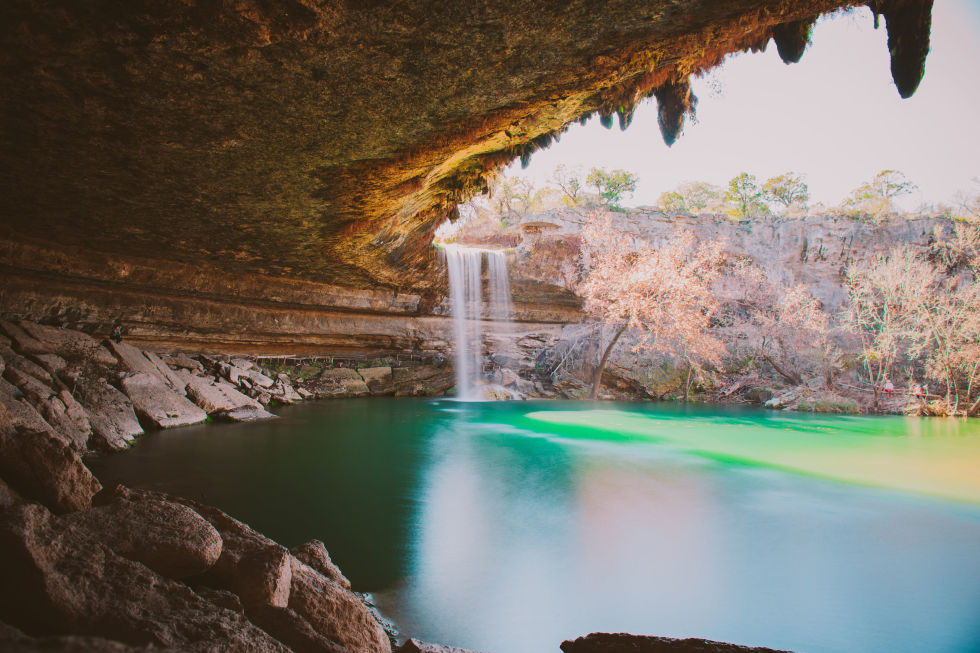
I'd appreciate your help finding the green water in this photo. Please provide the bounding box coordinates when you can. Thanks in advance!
[88,400,980,653]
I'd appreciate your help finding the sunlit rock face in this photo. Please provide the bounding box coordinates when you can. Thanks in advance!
[0,1,932,288]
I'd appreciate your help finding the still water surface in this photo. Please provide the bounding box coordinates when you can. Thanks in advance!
[88,400,980,653]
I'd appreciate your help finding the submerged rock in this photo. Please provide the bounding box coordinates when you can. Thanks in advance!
[560,633,792,652]
[398,640,490,653]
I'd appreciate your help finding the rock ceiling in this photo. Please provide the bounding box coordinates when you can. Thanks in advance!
[0,0,933,292]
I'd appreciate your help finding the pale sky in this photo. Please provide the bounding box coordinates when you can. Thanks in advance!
[506,0,980,210]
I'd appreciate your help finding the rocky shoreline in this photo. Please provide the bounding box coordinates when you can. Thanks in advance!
[1,317,796,652]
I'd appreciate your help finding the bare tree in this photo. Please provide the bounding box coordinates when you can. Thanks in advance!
[578,212,725,399]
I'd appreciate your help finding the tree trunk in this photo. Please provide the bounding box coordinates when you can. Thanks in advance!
[684,365,693,401]
[762,354,802,386]
[969,394,980,418]
[590,324,627,400]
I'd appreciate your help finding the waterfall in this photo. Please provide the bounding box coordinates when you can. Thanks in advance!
[486,250,515,358]
[442,244,514,400]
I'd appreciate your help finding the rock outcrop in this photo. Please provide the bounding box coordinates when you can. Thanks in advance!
[560,633,793,653]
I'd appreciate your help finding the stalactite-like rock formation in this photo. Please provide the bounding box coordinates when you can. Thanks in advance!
[0,1,934,318]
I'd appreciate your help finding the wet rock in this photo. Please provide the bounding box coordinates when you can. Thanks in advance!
[290,540,351,590]
[481,384,517,401]
[119,372,207,429]
[247,605,349,653]
[67,490,222,579]
[392,365,454,397]
[0,405,101,513]
[560,633,792,653]
[398,639,489,653]
[306,368,371,398]
[0,503,289,652]
[296,387,313,399]
[71,375,143,451]
[287,557,391,653]
[358,366,393,394]
[213,405,276,422]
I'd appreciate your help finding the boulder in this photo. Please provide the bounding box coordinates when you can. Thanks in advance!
[398,639,489,653]
[34,352,68,375]
[480,384,517,401]
[146,491,292,609]
[213,405,276,422]
[392,365,454,397]
[287,557,391,653]
[0,405,101,513]
[500,367,520,387]
[358,366,393,394]
[119,372,207,429]
[0,620,168,652]
[167,353,205,373]
[0,379,60,439]
[0,319,50,355]
[16,321,117,366]
[39,391,91,451]
[67,490,222,579]
[305,368,370,398]
[3,364,55,403]
[0,475,22,507]
[290,540,351,589]
[230,358,256,371]
[196,588,245,614]
[144,350,188,393]
[247,605,349,653]
[71,375,143,451]
[0,503,289,652]
[6,352,53,384]
[270,379,304,404]
[559,633,793,653]
[181,371,258,414]
[109,341,176,389]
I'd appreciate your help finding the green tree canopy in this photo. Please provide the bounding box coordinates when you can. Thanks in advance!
[586,167,638,209]
[763,173,809,215]
[725,173,769,220]
[844,169,918,219]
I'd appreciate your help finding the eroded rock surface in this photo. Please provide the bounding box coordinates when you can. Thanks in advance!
[119,372,207,429]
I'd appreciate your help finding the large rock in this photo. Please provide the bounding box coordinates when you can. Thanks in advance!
[0,503,289,652]
[398,640,489,653]
[0,405,100,513]
[560,633,793,653]
[182,371,257,413]
[38,391,91,451]
[119,372,207,429]
[392,365,455,397]
[246,605,349,653]
[65,490,222,580]
[109,341,177,389]
[0,320,50,355]
[290,540,351,590]
[287,557,391,653]
[0,378,59,439]
[0,620,168,652]
[305,368,370,398]
[3,364,55,403]
[5,351,54,384]
[70,375,143,451]
[144,350,188,393]
[132,491,293,609]
[17,322,118,366]
[358,366,394,395]
[213,405,277,422]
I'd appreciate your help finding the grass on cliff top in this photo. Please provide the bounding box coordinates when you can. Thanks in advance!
[523,409,980,504]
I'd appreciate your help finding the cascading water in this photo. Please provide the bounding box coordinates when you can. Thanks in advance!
[442,244,514,400]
